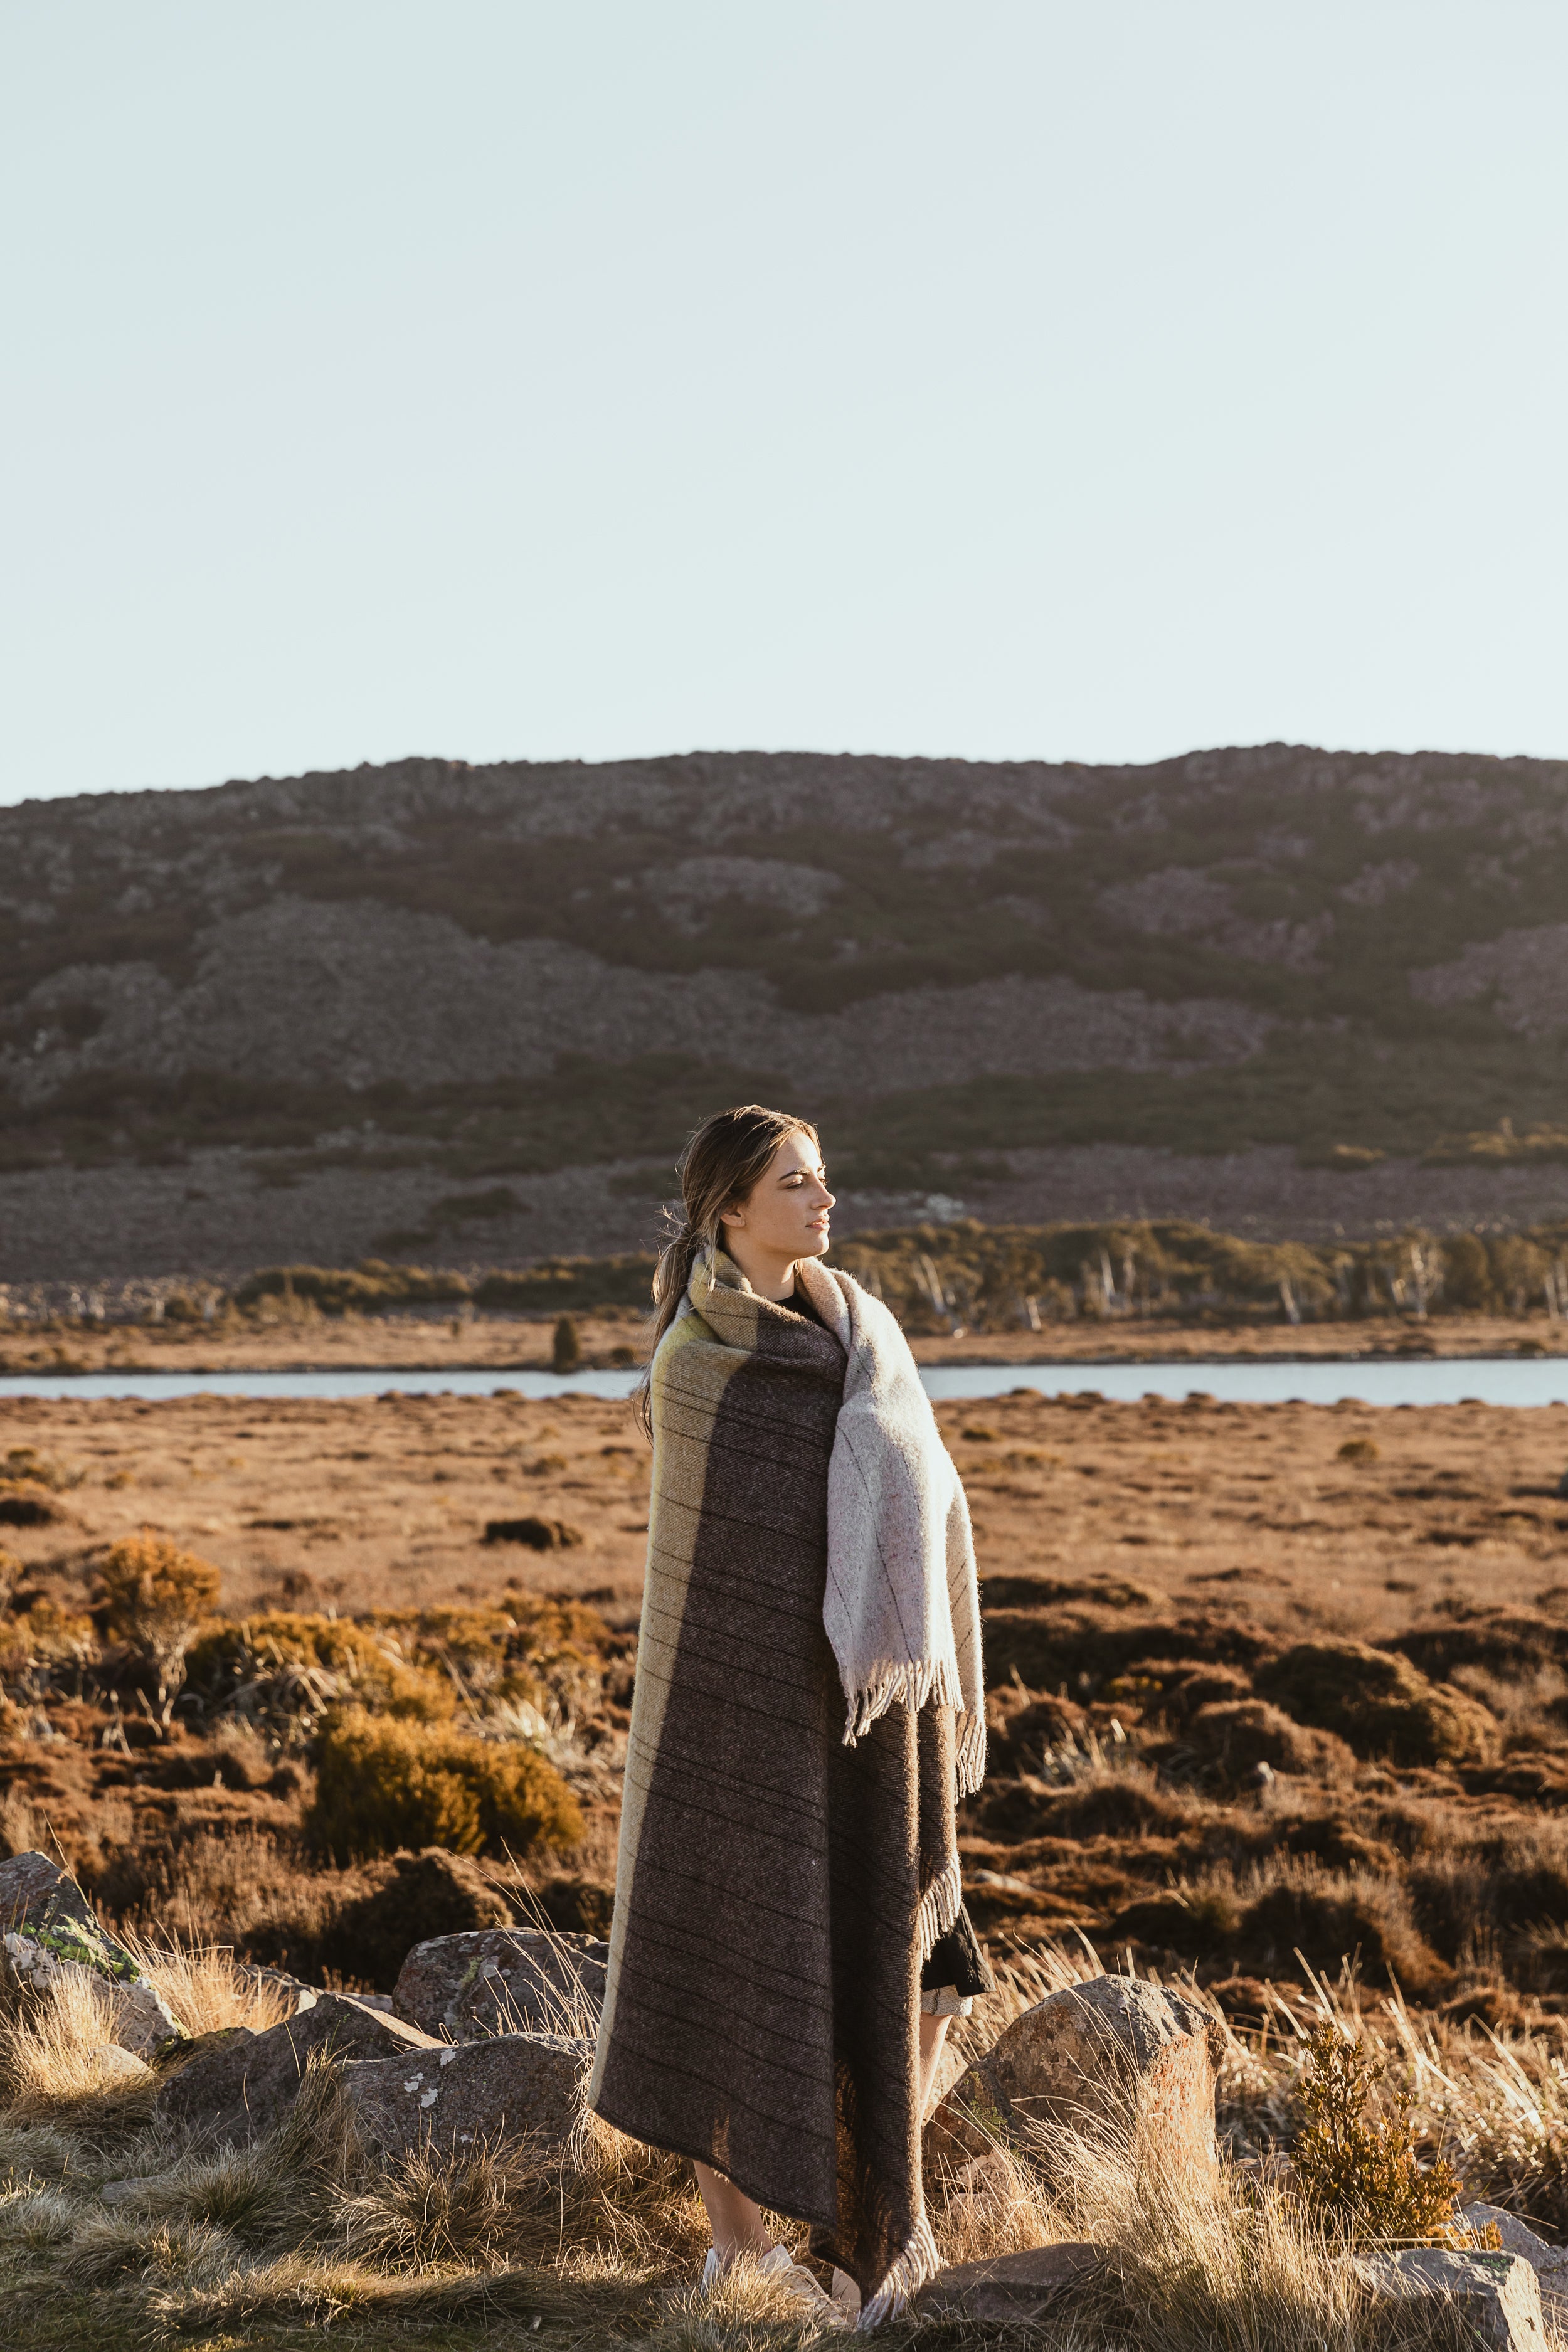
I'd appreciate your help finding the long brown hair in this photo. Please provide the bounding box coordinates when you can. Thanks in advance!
[635,1103,819,1438]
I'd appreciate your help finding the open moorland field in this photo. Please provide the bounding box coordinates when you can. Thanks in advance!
[7,1384,1568,1971]
[11,1385,1568,2344]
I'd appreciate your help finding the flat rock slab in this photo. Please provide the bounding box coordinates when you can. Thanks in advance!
[344,2030,591,2156]
[915,2243,1106,2324]
[1359,2250,1546,2351]
[156,1993,438,2143]
[393,1929,608,2042]
[0,1849,186,2057]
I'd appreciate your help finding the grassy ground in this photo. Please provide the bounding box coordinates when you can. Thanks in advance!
[3,1938,1564,2351]
[11,1384,1568,2341]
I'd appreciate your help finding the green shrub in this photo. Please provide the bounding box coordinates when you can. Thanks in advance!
[1254,1639,1498,1767]
[1336,1437,1379,1463]
[307,1710,583,1862]
[1290,2023,1461,2245]
[97,1531,221,1722]
[184,1611,455,1732]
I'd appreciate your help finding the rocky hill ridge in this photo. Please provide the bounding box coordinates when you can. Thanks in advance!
[4,742,1568,1268]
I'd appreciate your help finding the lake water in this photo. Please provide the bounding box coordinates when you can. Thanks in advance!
[5,1359,1568,1407]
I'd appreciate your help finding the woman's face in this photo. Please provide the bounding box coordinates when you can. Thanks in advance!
[721,1129,835,1267]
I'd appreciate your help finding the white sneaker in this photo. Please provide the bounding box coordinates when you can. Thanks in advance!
[830,2265,862,2322]
[698,2242,848,2326]
[757,2241,847,2323]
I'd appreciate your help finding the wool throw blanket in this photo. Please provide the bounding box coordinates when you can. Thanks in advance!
[588,1249,980,2320]
[793,1256,986,1838]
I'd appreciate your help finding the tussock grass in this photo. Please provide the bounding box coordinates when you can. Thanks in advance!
[1045,2117,1380,2352]
[59,2210,242,2289]
[0,2183,77,2249]
[0,1968,156,2126]
[122,1931,295,2039]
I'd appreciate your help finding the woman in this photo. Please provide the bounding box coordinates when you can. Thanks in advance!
[588,1104,990,2327]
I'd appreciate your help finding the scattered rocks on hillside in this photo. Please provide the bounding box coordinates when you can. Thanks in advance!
[155,1993,438,2144]
[928,1976,1216,2176]
[914,2243,1106,2326]
[343,2029,591,2157]
[1357,2249,1545,2350]
[0,1850,185,2058]
[394,1929,608,2042]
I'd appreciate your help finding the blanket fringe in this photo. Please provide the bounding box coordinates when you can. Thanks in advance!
[915,1853,963,1965]
[955,1705,987,1799]
[857,2206,940,2331]
[842,1658,967,1745]
[843,1668,989,1801]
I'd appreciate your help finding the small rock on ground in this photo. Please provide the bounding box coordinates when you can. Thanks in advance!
[156,1993,438,2143]
[343,2029,591,2156]
[1359,2249,1546,2351]
[393,1929,608,2042]
[914,2243,1106,2325]
[0,1850,186,2058]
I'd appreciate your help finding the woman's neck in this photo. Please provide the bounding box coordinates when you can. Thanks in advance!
[723,1237,799,1301]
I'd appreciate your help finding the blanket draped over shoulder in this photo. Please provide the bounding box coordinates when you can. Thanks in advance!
[588,1250,985,2319]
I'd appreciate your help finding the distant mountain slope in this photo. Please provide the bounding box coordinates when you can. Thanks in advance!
[4,741,1568,1197]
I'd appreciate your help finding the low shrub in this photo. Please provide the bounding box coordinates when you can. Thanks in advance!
[0,1596,95,1673]
[98,1532,220,1663]
[1135,1661,1253,1727]
[1290,2023,1461,2246]
[551,1315,581,1375]
[1240,1865,1448,1996]
[976,1758,1187,1845]
[1110,1884,1244,1956]
[0,1483,61,1527]
[1271,1815,1401,1875]
[1187,1700,1355,1781]
[184,1613,454,1741]
[481,1517,583,1551]
[2,1446,85,1491]
[307,1711,582,1863]
[1254,1638,1498,1767]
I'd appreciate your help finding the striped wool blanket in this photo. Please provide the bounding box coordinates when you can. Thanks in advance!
[589,1249,984,2320]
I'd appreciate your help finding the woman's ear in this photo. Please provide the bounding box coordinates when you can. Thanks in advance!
[719,1203,744,1231]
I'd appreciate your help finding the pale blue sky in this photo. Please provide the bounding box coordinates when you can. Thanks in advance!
[3,1,1565,804]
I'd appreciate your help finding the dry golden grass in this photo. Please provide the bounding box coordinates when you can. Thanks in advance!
[4,1934,1565,2350]
[0,1967,157,2124]
[124,1932,294,2039]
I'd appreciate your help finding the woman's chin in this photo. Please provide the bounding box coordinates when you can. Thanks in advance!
[803,1232,831,1257]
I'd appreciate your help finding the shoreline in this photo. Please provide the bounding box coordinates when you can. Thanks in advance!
[3,1307,1564,1380]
